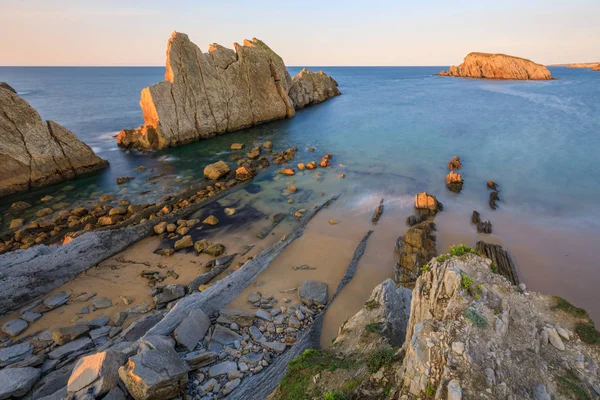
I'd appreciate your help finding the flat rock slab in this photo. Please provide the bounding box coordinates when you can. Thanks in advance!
[22,311,42,323]
[43,291,70,309]
[184,350,218,369]
[174,309,210,351]
[0,342,34,367]
[49,337,93,360]
[67,350,126,397]
[0,367,41,399]
[255,309,272,322]
[119,345,188,400]
[120,312,163,341]
[210,325,242,348]
[298,280,328,306]
[261,341,286,353]
[2,318,28,336]
[208,361,238,378]
[90,316,110,328]
[217,309,254,327]
[92,297,113,310]
[52,324,90,345]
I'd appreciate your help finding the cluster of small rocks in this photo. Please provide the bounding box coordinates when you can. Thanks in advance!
[152,218,227,257]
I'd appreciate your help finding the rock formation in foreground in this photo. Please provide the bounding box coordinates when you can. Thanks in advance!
[439,52,553,80]
[117,32,341,150]
[0,83,107,197]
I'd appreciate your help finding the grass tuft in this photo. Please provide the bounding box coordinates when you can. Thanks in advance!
[366,322,383,334]
[436,254,450,263]
[552,297,588,318]
[450,244,478,256]
[575,322,600,345]
[366,348,394,373]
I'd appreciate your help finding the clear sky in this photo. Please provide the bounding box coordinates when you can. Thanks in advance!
[1,0,598,66]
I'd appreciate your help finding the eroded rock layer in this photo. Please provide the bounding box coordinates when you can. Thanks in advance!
[0,84,108,197]
[439,52,552,80]
[117,32,340,150]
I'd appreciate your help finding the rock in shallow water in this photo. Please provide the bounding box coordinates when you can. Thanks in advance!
[298,280,328,306]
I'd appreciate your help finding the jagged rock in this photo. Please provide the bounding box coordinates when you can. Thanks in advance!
[118,340,188,400]
[203,215,219,225]
[476,241,519,285]
[204,161,230,180]
[0,83,107,197]
[0,367,41,399]
[439,52,552,80]
[2,318,28,336]
[394,221,437,284]
[174,308,211,351]
[223,378,241,395]
[298,280,328,306]
[231,143,245,150]
[414,192,442,216]
[120,313,163,341]
[446,171,463,193]
[67,351,126,397]
[0,343,34,367]
[153,284,186,307]
[406,214,424,226]
[490,191,500,209]
[235,166,254,181]
[487,180,498,190]
[471,210,481,224]
[447,156,461,170]
[477,220,492,234]
[116,33,339,150]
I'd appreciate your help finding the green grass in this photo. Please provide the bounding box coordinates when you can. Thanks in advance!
[575,322,600,344]
[557,371,591,400]
[366,348,394,373]
[461,274,474,290]
[341,379,362,392]
[424,385,436,397]
[449,244,478,257]
[463,307,488,328]
[552,297,588,318]
[364,299,380,311]
[436,254,450,263]
[276,349,354,400]
[420,263,430,273]
[490,262,498,274]
[323,392,346,400]
[366,322,383,334]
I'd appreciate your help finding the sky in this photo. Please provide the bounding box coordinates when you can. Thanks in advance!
[0,0,598,66]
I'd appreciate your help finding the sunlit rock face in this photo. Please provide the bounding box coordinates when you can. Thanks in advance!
[117,32,340,150]
[439,52,552,80]
[0,84,107,197]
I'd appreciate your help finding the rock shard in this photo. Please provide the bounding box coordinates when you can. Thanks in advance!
[117,32,340,150]
[0,83,107,197]
[439,52,552,80]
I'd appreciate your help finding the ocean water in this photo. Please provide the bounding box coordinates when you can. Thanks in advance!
[1,66,600,320]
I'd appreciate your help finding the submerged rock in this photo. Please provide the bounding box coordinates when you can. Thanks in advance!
[439,52,552,80]
[117,33,340,150]
[0,83,107,197]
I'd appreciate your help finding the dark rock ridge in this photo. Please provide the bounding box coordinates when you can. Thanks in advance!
[117,32,341,150]
[0,83,107,197]
[439,52,553,80]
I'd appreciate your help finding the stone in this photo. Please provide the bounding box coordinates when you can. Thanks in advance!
[248,292,262,303]
[235,166,254,181]
[255,309,272,322]
[9,218,24,229]
[109,207,127,216]
[113,312,128,327]
[546,327,565,351]
[204,161,231,180]
[44,291,71,309]
[414,192,442,215]
[223,378,241,395]
[67,351,126,397]
[487,180,498,190]
[92,297,113,310]
[0,367,41,399]
[208,361,238,378]
[224,207,236,216]
[90,326,112,342]
[153,222,168,234]
[90,315,110,328]
[447,379,462,400]
[210,325,242,348]
[0,343,34,367]
[0,85,107,197]
[184,350,218,369]
[448,156,461,170]
[174,309,211,351]
[174,235,193,250]
[279,168,295,176]
[122,313,164,341]
[194,239,211,254]
[533,384,551,400]
[249,326,265,343]
[439,52,552,80]
[52,324,90,345]
[262,141,273,149]
[394,221,437,285]
[261,341,286,353]
[49,337,93,360]
[217,309,254,327]
[446,171,463,193]
[452,342,465,355]
[203,215,219,225]
[119,343,188,400]
[115,33,339,151]
[154,284,186,307]
[116,176,134,184]
[102,387,127,400]
[2,318,28,336]
[298,280,328,306]
[231,143,245,150]
[205,243,225,257]
[21,311,42,323]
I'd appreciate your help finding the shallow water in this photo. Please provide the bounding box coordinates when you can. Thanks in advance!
[1,66,599,331]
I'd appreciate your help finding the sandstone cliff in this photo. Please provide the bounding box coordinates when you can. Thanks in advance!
[439,52,553,80]
[593,64,600,71]
[275,250,600,399]
[117,32,341,150]
[0,84,108,197]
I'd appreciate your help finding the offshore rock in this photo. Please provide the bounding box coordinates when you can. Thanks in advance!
[117,32,340,150]
[439,52,552,80]
[414,192,442,216]
[0,83,107,197]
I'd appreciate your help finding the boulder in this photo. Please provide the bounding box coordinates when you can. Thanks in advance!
[447,156,461,170]
[414,192,442,215]
[67,351,126,397]
[0,367,41,399]
[174,309,211,351]
[0,84,107,197]
[116,33,339,150]
[439,52,552,80]
[118,342,188,400]
[184,350,218,369]
[204,161,230,180]
[298,280,328,306]
[446,171,463,193]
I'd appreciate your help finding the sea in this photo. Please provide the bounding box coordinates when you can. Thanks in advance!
[1,65,599,326]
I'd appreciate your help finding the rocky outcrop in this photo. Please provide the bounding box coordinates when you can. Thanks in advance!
[117,32,340,150]
[394,221,437,284]
[439,52,552,80]
[0,83,107,197]
[593,64,600,71]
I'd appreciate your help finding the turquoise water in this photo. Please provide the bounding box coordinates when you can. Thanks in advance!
[1,66,600,320]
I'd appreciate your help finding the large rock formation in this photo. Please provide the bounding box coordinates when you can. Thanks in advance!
[0,84,107,197]
[117,32,340,150]
[439,52,553,80]
[593,64,600,71]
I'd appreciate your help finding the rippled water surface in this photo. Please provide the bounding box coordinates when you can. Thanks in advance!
[1,66,599,321]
